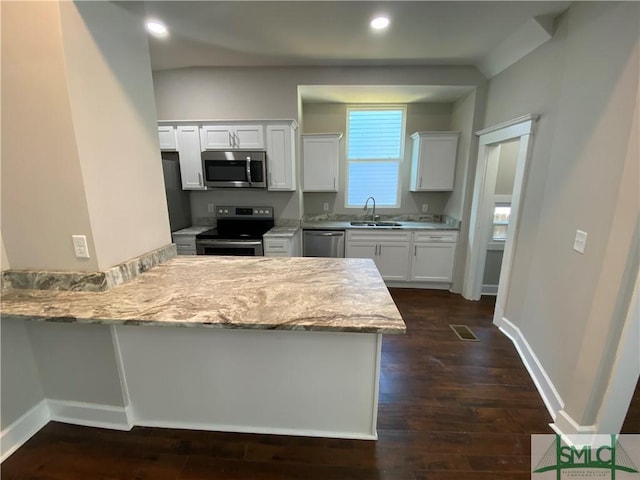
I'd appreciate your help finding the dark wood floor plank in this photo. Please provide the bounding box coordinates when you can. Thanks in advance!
[1,289,565,479]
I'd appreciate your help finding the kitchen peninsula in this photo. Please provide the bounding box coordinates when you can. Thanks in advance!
[1,256,405,441]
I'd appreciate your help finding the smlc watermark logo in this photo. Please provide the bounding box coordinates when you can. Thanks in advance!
[532,434,640,479]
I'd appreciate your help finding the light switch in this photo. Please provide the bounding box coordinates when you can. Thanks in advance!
[573,230,588,254]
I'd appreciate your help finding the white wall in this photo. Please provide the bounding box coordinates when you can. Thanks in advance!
[301,102,453,215]
[1,1,171,272]
[495,140,518,196]
[1,1,99,272]
[59,2,171,270]
[485,2,639,428]
[447,89,485,293]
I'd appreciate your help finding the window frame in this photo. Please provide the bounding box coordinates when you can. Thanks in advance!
[344,104,407,209]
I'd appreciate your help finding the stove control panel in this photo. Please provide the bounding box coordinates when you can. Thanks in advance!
[216,205,273,219]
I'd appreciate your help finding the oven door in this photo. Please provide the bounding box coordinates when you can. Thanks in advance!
[196,239,264,256]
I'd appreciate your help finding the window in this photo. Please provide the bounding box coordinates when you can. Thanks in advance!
[492,205,511,241]
[346,106,406,208]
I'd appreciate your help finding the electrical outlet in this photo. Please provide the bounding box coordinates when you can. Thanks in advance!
[323,202,329,212]
[573,230,588,254]
[422,203,429,213]
[72,235,90,259]
[207,203,215,213]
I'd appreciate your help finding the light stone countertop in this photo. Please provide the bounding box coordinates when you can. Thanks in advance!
[301,220,460,231]
[1,256,406,334]
[263,226,300,238]
[171,226,212,236]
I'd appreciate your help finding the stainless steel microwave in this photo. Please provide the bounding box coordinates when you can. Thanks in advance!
[201,151,267,188]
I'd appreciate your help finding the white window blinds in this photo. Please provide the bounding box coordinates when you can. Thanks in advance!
[346,107,405,207]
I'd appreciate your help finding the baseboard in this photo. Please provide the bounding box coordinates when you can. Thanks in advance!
[134,419,377,441]
[0,400,50,462]
[47,399,132,431]
[385,281,452,290]
[497,317,564,421]
[481,284,498,295]
[550,410,597,438]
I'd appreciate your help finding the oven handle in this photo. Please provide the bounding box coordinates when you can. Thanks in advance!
[197,239,263,247]
[246,156,252,185]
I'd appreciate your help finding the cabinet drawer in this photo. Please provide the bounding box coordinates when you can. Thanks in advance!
[347,230,412,243]
[264,238,289,253]
[413,231,458,243]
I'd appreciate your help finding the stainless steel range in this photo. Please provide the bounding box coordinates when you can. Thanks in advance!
[196,205,274,256]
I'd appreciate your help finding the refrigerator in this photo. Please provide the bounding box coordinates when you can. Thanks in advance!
[161,152,191,232]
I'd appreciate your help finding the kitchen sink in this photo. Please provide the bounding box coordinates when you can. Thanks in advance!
[350,221,403,227]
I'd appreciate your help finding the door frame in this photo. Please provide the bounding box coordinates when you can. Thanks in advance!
[462,114,538,326]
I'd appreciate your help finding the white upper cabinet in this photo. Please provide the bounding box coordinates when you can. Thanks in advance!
[410,132,460,191]
[158,126,177,151]
[266,122,297,191]
[200,124,264,150]
[302,133,342,192]
[176,126,205,190]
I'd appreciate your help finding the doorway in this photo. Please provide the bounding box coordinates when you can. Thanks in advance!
[462,114,538,327]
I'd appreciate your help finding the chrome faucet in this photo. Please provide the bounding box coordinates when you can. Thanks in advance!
[364,196,377,222]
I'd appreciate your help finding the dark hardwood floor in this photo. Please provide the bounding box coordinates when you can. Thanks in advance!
[621,377,640,434]
[2,289,555,479]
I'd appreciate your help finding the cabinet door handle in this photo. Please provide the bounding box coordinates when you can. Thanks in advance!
[414,245,417,256]
[269,172,272,186]
[333,177,336,190]
[229,132,234,147]
[198,172,202,186]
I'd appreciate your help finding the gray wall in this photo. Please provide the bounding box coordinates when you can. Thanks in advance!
[27,323,126,407]
[1,320,45,429]
[153,66,486,222]
[301,102,453,215]
[484,2,639,426]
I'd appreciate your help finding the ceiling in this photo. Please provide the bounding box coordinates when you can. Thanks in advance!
[142,1,570,102]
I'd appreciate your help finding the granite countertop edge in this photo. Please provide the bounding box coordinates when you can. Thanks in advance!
[3,313,404,334]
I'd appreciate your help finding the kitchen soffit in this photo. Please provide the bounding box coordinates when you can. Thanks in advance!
[143,1,570,72]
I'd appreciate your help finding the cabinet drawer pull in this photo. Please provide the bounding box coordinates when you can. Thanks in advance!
[414,245,417,256]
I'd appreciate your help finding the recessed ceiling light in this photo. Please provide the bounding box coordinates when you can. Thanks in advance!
[145,19,168,37]
[370,16,390,30]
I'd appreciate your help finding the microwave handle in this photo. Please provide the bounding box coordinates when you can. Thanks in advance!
[246,156,252,185]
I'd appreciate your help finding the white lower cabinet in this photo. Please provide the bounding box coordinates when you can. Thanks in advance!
[346,229,458,286]
[264,230,301,257]
[410,231,458,283]
[346,231,411,281]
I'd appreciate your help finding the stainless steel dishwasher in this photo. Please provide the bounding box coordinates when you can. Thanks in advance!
[303,230,345,257]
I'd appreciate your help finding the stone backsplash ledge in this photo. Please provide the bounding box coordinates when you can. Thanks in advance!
[1,244,176,293]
